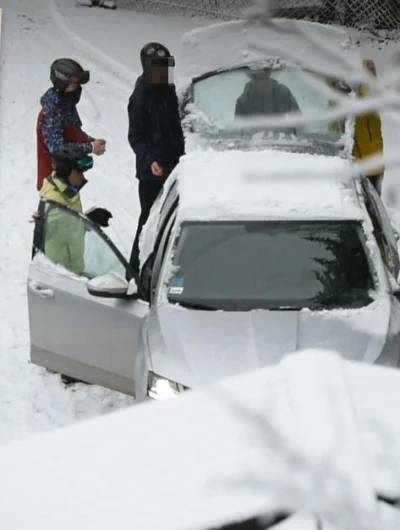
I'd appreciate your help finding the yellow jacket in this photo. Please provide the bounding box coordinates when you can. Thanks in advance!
[327,74,384,176]
[39,173,83,213]
[39,173,85,276]
[353,83,384,176]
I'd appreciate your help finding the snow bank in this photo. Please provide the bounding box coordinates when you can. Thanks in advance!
[1,350,400,529]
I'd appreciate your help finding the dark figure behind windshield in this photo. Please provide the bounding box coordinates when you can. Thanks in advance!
[235,70,299,118]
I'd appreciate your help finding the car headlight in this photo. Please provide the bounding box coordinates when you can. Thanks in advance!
[147,372,189,400]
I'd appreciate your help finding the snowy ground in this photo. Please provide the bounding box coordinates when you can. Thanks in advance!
[0,0,399,445]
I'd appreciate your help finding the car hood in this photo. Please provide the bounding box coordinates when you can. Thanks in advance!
[147,299,390,388]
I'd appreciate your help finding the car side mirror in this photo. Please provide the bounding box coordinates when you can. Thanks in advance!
[87,272,139,300]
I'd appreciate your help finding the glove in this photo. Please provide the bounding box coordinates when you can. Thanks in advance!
[85,207,113,227]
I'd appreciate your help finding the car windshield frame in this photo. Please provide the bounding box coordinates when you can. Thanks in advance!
[165,219,377,312]
[183,63,351,148]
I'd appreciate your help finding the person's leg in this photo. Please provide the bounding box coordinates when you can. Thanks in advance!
[129,180,164,272]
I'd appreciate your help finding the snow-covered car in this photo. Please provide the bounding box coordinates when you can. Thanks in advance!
[177,18,357,157]
[28,148,400,400]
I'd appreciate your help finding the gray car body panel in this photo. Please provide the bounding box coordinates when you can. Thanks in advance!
[28,259,148,396]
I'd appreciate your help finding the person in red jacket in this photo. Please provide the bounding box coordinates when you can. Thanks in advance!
[36,58,106,192]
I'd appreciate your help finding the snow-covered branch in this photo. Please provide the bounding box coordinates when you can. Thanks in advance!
[230,0,400,182]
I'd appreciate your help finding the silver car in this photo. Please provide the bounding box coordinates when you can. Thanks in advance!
[28,148,400,401]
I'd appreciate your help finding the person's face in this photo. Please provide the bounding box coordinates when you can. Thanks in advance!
[363,59,376,74]
[150,66,169,84]
[68,169,84,187]
[65,81,80,92]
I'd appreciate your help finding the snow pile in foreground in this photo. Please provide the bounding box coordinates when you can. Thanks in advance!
[1,350,400,530]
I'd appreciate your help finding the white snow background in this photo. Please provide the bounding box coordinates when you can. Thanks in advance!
[0,0,399,444]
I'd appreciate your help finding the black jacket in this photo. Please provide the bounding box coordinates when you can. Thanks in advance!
[128,75,185,181]
[235,79,299,117]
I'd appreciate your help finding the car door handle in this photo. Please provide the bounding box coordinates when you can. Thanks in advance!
[28,281,54,300]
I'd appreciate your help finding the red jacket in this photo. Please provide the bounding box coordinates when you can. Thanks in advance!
[37,88,94,191]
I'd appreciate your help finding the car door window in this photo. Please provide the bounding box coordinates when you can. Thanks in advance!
[157,179,178,234]
[140,185,179,300]
[366,181,400,276]
[150,212,177,301]
[37,200,129,280]
[362,180,399,277]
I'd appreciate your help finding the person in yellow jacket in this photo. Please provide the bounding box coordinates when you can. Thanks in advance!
[327,59,384,195]
[38,146,112,276]
[353,59,384,195]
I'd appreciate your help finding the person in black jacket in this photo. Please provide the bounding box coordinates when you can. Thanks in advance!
[127,42,185,272]
[235,70,299,117]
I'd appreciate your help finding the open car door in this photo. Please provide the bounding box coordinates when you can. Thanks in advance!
[27,199,149,395]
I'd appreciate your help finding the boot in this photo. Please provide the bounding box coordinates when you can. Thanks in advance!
[61,374,90,386]
[76,0,116,8]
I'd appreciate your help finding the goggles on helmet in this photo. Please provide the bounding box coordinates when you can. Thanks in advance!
[54,68,90,85]
[76,156,94,171]
[70,70,90,85]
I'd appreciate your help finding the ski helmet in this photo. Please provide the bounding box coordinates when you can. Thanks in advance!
[140,42,175,70]
[50,58,90,91]
[52,145,93,181]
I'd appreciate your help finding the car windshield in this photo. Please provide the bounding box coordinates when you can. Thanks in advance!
[167,221,374,311]
[187,66,346,144]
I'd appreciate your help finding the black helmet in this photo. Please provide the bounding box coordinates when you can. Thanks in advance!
[52,145,93,181]
[50,58,90,91]
[140,42,175,70]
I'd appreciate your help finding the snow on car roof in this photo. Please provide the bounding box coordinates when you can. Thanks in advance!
[175,149,363,222]
[1,350,400,530]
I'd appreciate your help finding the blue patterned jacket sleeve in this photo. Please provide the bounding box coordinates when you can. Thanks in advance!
[70,107,94,144]
[40,90,93,155]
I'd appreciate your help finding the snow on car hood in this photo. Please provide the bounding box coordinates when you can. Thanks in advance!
[148,299,390,388]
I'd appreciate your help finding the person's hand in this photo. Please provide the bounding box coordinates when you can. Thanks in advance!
[151,161,163,177]
[92,139,106,155]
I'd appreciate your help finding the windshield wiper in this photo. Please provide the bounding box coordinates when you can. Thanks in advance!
[171,300,219,311]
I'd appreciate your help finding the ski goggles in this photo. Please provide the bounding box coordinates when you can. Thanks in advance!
[76,156,94,172]
[70,70,90,85]
[54,68,90,85]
